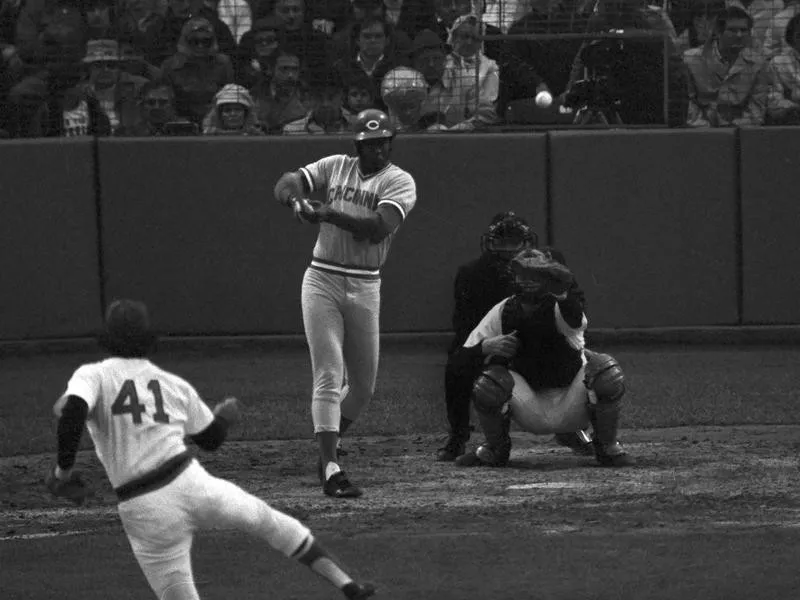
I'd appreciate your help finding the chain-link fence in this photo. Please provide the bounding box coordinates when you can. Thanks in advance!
[0,0,797,137]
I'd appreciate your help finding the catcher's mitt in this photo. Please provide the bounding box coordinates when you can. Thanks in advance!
[46,468,90,506]
[510,248,574,299]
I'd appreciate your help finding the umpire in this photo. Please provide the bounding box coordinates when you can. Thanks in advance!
[437,212,596,462]
[437,212,537,461]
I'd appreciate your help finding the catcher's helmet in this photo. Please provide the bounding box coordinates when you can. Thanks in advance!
[481,211,538,258]
[353,109,395,141]
[99,299,157,358]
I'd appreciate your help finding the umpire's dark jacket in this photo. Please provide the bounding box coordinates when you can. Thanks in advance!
[449,252,516,355]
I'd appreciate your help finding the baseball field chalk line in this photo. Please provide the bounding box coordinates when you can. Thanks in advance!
[506,482,586,490]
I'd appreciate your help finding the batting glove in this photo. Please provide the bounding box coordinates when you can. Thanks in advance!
[45,467,90,506]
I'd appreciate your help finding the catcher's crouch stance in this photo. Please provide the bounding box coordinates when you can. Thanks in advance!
[454,249,633,468]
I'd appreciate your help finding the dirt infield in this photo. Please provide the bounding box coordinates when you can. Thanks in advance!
[4,425,800,599]
[4,425,800,540]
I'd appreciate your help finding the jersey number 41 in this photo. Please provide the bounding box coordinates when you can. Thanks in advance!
[111,379,170,425]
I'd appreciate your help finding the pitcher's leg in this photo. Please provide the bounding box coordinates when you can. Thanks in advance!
[195,466,375,598]
[118,491,199,600]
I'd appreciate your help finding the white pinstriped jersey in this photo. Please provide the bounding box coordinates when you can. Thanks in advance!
[300,154,417,275]
[53,358,214,488]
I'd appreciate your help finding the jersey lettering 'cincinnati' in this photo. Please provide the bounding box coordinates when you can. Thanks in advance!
[300,154,417,272]
[501,295,584,391]
[327,185,379,210]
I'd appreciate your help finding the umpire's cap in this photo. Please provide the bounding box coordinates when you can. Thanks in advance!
[99,299,157,357]
[353,108,395,141]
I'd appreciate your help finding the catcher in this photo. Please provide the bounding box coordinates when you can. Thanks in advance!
[438,212,593,461]
[453,248,633,468]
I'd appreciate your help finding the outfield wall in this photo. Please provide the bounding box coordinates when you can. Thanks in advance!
[0,129,797,339]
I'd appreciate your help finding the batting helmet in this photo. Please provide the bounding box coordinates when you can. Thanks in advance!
[480,211,538,258]
[99,299,157,358]
[353,109,395,141]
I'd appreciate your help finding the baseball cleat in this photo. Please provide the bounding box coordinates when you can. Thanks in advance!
[323,471,363,498]
[454,445,509,467]
[594,442,634,467]
[342,582,376,599]
[436,435,466,461]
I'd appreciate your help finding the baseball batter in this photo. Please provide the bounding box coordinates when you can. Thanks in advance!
[273,109,417,499]
[45,299,376,600]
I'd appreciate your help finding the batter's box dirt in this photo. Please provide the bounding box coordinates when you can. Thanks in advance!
[2,425,800,540]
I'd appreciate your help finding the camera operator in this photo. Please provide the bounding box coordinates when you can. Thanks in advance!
[561,0,688,126]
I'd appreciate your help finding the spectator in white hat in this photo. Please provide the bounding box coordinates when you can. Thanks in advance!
[202,83,265,134]
[62,39,148,137]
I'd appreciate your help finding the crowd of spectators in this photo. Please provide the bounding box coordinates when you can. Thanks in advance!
[0,0,799,137]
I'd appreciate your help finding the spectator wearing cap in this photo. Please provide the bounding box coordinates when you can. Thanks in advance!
[684,6,771,127]
[250,46,308,132]
[61,39,148,136]
[234,16,283,87]
[202,82,265,133]
[763,0,800,58]
[766,12,800,123]
[445,14,499,127]
[410,28,473,129]
[283,70,350,133]
[161,16,234,123]
[258,0,331,79]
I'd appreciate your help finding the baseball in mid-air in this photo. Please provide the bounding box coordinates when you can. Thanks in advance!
[535,90,553,108]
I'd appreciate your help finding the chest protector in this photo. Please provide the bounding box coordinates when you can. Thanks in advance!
[501,295,583,391]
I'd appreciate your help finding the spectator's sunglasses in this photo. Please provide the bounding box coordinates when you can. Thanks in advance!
[189,36,214,48]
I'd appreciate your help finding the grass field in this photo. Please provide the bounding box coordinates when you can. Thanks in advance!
[2,343,800,458]
[2,342,800,599]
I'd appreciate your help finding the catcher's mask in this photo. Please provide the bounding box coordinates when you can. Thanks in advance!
[98,299,157,358]
[480,211,538,260]
[509,248,553,300]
